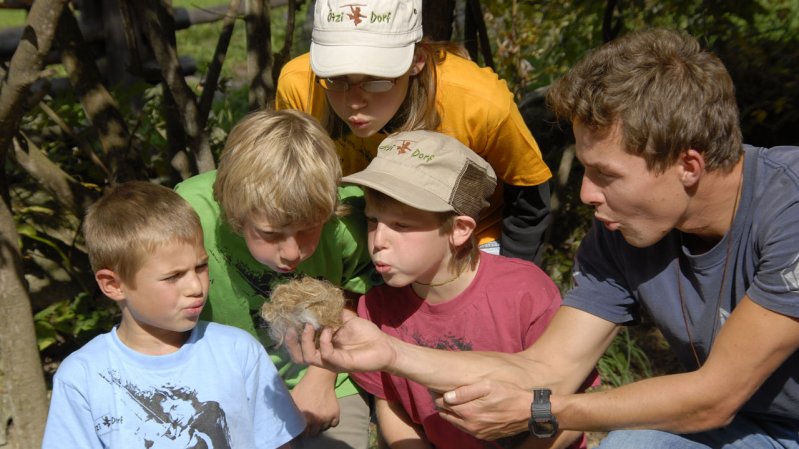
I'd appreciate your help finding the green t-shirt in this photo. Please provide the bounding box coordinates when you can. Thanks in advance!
[176,171,376,397]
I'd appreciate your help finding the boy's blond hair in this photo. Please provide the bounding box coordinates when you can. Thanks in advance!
[83,181,204,285]
[364,188,479,275]
[214,109,344,234]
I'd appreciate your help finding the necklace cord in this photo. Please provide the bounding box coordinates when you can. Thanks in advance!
[678,159,744,369]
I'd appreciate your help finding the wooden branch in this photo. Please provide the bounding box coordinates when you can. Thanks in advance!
[245,0,274,110]
[11,134,98,217]
[0,0,70,178]
[198,0,241,125]
[602,0,622,43]
[272,0,297,85]
[466,0,494,69]
[135,0,215,174]
[56,6,137,183]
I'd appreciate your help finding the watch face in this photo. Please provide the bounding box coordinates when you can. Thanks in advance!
[534,420,556,435]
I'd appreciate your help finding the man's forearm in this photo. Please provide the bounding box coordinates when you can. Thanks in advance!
[386,338,546,393]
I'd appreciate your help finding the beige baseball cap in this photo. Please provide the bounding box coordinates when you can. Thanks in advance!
[342,131,497,219]
[310,0,423,78]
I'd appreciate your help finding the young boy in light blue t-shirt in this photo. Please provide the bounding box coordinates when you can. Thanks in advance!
[42,181,304,449]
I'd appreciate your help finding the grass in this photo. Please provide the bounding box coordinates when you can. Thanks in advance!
[173,0,311,81]
[0,2,309,83]
[0,9,26,28]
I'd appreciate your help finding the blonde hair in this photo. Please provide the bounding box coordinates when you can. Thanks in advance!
[364,188,478,275]
[83,181,203,285]
[214,109,345,234]
[325,39,470,139]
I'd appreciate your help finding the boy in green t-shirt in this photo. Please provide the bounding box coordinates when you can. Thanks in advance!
[176,109,375,449]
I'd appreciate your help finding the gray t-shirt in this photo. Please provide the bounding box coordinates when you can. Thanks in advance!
[565,145,799,424]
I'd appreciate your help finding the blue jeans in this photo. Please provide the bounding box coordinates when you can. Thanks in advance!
[598,414,799,449]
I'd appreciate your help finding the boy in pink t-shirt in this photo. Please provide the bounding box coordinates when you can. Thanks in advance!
[341,130,597,449]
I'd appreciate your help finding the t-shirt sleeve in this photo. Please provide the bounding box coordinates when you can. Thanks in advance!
[521,271,562,348]
[245,334,306,448]
[275,54,311,112]
[563,220,640,324]
[748,197,799,317]
[484,88,551,186]
[42,361,104,449]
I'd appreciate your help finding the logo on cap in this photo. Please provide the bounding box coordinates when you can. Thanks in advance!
[325,3,395,27]
[397,140,411,154]
[346,5,366,25]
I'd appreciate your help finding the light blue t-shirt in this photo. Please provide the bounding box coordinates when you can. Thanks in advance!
[42,321,305,448]
[565,145,799,425]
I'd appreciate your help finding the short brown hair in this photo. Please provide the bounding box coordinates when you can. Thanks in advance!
[547,28,743,172]
[214,109,344,234]
[83,181,203,285]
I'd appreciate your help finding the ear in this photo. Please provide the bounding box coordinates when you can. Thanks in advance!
[95,269,127,303]
[449,216,477,247]
[408,52,426,76]
[679,149,705,187]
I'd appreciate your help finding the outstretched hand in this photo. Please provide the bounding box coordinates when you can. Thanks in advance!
[434,379,532,441]
[285,309,397,373]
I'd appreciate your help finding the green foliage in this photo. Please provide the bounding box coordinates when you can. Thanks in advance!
[14,51,249,357]
[597,328,653,387]
[34,293,119,351]
[0,8,26,28]
[482,0,799,145]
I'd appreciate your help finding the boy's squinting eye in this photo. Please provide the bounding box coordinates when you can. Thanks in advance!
[162,272,183,282]
[258,230,283,242]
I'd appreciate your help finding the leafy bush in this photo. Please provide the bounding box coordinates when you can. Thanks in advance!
[34,293,120,352]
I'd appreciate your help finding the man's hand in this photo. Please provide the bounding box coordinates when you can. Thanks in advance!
[290,366,340,436]
[434,379,532,441]
[285,309,397,373]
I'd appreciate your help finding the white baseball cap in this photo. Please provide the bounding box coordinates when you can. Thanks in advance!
[311,0,423,78]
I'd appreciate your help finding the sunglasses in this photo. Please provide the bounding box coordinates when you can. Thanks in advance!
[316,77,397,93]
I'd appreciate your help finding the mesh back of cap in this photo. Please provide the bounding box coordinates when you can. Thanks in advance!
[450,160,494,219]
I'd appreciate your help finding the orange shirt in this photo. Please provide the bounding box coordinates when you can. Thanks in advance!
[276,52,552,245]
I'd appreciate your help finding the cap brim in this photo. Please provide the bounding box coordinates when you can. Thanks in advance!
[342,170,454,214]
[310,42,414,78]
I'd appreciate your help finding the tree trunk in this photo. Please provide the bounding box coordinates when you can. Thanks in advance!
[198,0,241,126]
[134,0,215,174]
[245,0,274,110]
[271,0,297,85]
[0,195,50,449]
[57,6,138,184]
[0,1,67,447]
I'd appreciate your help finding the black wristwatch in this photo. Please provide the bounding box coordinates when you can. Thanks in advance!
[529,388,558,438]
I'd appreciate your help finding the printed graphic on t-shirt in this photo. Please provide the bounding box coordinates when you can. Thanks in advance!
[99,369,233,448]
[781,253,799,290]
[409,330,472,351]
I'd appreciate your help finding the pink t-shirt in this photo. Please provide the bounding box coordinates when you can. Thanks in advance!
[353,253,596,448]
